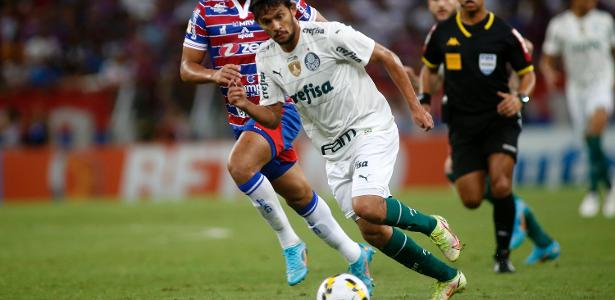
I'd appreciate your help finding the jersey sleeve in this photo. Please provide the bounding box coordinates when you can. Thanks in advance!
[183,4,209,51]
[293,0,318,21]
[507,29,534,75]
[542,19,561,56]
[421,25,443,69]
[328,22,375,67]
[256,55,286,106]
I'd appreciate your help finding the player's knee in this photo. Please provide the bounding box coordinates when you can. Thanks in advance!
[358,223,388,248]
[227,157,256,184]
[352,196,385,223]
[490,176,512,198]
[458,190,483,209]
[462,199,482,209]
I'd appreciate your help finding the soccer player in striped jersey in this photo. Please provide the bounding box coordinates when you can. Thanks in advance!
[418,0,560,267]
[180,0,373,288]
[540,0,615,218]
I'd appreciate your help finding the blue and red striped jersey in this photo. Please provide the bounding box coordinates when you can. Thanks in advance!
[183,0,317,127]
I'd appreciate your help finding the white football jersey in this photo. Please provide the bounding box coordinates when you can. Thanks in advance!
[256,21,395,161]
[543,9,615,87]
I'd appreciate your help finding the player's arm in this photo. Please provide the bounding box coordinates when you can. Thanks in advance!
[369,43,434,131]
[418,24,444,113]
[497,29,536,117]
[509,39,534,91]
[180,47,242,86]
[538,53,560,92]
[539,19,563,92]
[227,80,284,129]
[419,64,442,112]
[294,0,327,21]
[228,59,286,129]
[179,7,241,86]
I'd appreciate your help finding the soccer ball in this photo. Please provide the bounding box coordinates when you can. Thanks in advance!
[315,273,370,300]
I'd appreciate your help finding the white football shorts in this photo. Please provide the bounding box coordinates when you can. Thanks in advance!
[566,83,614,136]
[325,125,399,220]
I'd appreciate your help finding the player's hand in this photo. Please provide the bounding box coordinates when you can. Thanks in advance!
[412,107,434,132]
[496,91,523,117]
[213,64,242,86]
[227,79,249,110]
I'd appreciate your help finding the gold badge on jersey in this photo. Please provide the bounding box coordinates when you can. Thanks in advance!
[445,53,462,70]
[287,55,302,77]
[446,37,460,46]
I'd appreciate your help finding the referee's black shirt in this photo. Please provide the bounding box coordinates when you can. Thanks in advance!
[422,11,534,116]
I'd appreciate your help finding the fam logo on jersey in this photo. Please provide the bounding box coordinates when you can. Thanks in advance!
[304,52,320,71]
[479,53,497,76]
[290,81,334,104]
[219,42,260,57]
[335,47,361,63]
[238,27,254,39]
[287,55,301,76]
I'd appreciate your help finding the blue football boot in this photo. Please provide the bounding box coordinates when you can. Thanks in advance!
[283,241,308,286]
[348,243,375,295]
[525,240,560,265]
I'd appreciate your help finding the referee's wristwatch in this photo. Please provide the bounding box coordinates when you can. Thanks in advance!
[518,93,530,106]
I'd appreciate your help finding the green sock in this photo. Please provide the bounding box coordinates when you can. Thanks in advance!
[385,197,437,235]
[586,135,607,192]
[382,228,457,282]
[523,204,553,248]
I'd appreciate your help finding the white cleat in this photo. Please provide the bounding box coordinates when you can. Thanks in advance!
[579,192,600,218]
[604,188,615,218]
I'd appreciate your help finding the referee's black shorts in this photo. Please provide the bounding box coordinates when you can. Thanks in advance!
[448,112,521,179]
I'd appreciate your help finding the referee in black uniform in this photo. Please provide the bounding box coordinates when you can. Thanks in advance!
[420,0,536,273]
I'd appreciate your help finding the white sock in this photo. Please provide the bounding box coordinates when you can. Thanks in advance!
[238,172,300,249]
[299,192,361,264]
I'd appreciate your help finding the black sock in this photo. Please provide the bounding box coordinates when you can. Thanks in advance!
[492,193,515,258]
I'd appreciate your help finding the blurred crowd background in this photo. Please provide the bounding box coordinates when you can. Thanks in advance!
[2,0,615,149]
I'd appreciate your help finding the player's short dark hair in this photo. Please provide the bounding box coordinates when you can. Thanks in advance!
[249,0,293,21]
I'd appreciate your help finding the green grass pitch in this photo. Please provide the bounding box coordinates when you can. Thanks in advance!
[1,187,614,299]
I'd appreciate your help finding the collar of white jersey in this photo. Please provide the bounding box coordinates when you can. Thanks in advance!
[232,0,251,19]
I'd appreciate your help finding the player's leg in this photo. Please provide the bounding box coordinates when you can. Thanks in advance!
[487,153,517,272]
[585,104,614,218]
[568,87,600,217]
[355,220,466,298]
[228,121,306,285]
[270,163,370,278]
[349,128,461,261]
[446,149,528,249]
[228,131,301,249]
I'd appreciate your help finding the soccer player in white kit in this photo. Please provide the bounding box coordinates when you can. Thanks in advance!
[228,0,467,298]
[540,0,615,218]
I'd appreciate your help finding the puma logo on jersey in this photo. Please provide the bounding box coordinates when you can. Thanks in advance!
[290,81,334,104]
[358,174,369,182]
[272,70,283,78]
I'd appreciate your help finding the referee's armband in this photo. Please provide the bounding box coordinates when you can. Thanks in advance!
[418,93,432,105]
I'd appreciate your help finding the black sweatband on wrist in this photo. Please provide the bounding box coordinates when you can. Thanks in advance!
[418,93,432,105]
